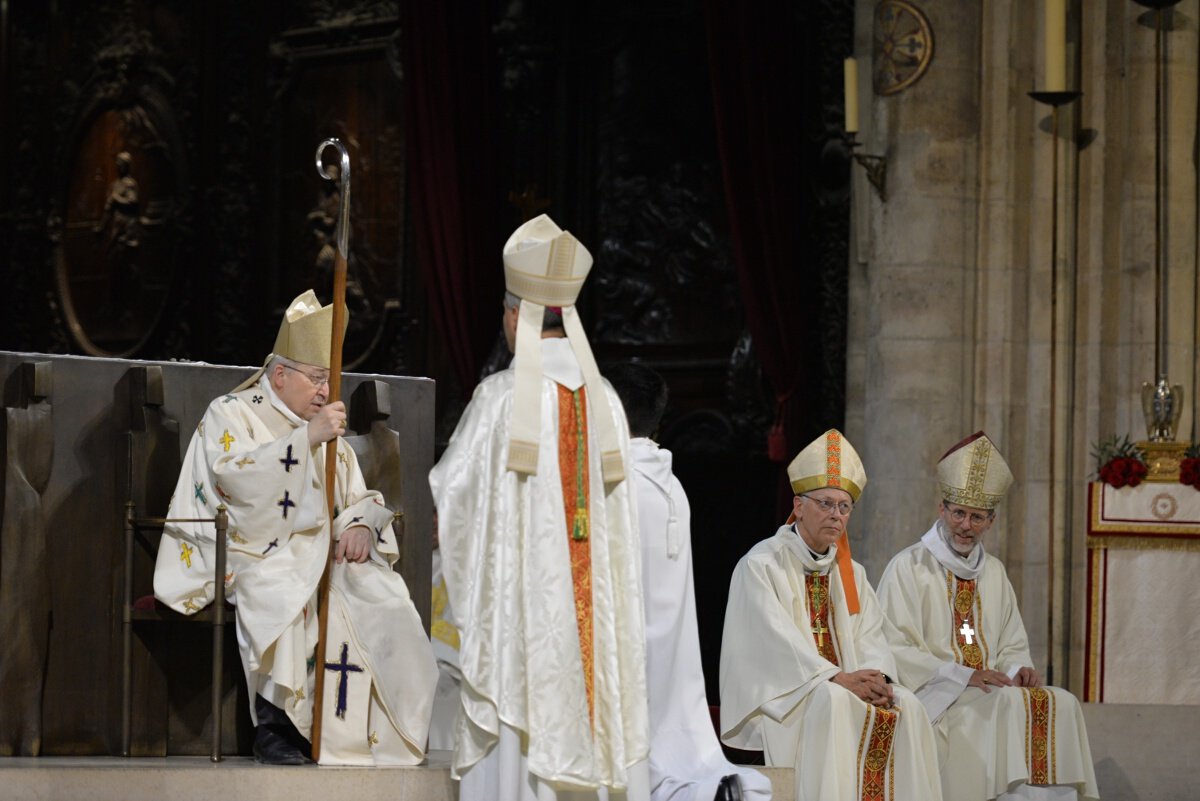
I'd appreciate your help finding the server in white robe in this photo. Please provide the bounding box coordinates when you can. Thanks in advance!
[607,363,771,801]
[429,215,650,801]
[154,290,437,765]
[720,430,942,801]
[876,432,1098,801]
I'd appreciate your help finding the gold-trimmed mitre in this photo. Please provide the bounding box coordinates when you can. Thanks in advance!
[787,429,867,502]
[936,431,1013,510]
[503,214,593,306]
[232,289,346,392]
[273,289,337,367]
[502,215,624,484]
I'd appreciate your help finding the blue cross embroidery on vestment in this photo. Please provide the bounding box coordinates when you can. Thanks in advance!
[278,491,295,518]
[222,394,236,404]
[252,395,263,404]
[194,482,207,504]
[375,526,386,545]
[350,516,363,524]
[280,444,299,472]
[325,642,365,720]
[263,538,279,555]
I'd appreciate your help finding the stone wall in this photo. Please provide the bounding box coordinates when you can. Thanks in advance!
[847,0,1199,692]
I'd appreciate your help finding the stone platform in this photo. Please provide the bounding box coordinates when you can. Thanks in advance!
[0,751,792,801]
[0,704,1188,801]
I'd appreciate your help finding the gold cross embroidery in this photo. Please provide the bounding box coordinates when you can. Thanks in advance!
[235,456,255,469]
[179,542,194,568]
[368,731,379,747]
[219,430,236,452]
[183,597,203,613]
[229,530,248,544]
[337,450,349,467]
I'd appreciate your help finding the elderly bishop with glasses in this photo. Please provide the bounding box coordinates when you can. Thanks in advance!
[720,430,942,801]
[154,290,437,765]
[876,432,1098,801]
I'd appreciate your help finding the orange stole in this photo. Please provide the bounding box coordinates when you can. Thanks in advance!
[557,384,594,725]
[1023,687,1054,784]
[856,704,899,801]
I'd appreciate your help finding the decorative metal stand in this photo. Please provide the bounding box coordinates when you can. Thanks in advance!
[1028,87,1081,687]
[844,133,888,202]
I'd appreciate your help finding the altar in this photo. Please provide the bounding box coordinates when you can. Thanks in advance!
[1084,481,1200,704]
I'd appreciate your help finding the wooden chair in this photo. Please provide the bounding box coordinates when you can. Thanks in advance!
[118,365,233,762]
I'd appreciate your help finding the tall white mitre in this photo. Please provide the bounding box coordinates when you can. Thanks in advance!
[503,214,624,483]
[935,430,1014,511]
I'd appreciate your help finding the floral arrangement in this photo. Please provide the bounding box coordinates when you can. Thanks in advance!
[1091,435,1149,488]
[1180,444,1200,490]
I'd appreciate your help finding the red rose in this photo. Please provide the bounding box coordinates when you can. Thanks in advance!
[1181,458,1200,489]
[1126,458,1147,487]
[1106,459,1129,488]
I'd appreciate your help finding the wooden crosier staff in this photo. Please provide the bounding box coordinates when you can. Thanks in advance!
[309,137,350,762]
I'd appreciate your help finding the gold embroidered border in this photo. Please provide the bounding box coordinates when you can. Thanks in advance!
[858,705,898,801]
[1087,534,1200,552]
[1024,687,1051,784]
[1086,551,1104,701]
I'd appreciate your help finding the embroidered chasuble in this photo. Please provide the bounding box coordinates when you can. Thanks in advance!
[154,379,437,765]
[720,525,942,801]
[877,529,1099,800]
[429,337,649,800]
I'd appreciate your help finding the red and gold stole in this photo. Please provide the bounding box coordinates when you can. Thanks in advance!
[558,384,594,725]
[805,573,839,665]
[947,572,987,669]
[856,704,899,801]
[1023,687,1055,784]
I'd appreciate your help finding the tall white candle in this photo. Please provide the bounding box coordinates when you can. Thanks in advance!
[844,57,860,134]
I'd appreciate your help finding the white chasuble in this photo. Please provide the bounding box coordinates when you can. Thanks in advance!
[629,438,771,801]
[154,379,436,764]
[720,526,942,801]
[877,527,1099,801]
[429,338,650,801]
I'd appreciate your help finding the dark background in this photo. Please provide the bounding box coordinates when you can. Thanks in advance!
[0,0,853,737]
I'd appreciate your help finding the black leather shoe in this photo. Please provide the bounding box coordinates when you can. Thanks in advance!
[252,695,312,765]
[714,774,744,801]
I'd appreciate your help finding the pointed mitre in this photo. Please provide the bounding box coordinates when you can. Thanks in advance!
[232,289,346,392]
[787,429,867,502]
[936,431,1013,510]
[503,215,624,484]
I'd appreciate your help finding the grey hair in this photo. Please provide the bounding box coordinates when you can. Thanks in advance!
[503,291,565,331]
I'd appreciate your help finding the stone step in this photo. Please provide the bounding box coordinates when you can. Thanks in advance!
[0,751,793,801]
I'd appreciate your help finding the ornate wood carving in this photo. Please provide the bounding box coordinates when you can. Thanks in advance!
[47,10,191,358]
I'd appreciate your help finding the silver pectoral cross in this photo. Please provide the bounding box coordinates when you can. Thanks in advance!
[959,621,976,645]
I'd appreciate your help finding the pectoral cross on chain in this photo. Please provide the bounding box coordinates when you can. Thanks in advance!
[812,618,829,648]
[960,621,976,645]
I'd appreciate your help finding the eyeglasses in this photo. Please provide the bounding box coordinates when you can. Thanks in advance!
[801,495,853,516]
[283,364,331,387]
[944,505,993,527]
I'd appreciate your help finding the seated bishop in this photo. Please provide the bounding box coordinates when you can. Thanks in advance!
[876,432,1098,801]
[154,290,437,765]
[720,430,943,801]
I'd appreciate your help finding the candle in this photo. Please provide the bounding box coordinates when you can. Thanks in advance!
[1045,0,1066,92]
[844,57,859,134]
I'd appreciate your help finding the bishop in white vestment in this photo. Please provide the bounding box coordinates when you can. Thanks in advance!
[608,363,771,801]
[430,216,650,801]
[154,290,437,765]
[720,430,942,801]
[877,431,1099,801]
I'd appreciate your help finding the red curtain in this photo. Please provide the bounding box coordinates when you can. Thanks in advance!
[705,0,845,488]
[401,2,502,391]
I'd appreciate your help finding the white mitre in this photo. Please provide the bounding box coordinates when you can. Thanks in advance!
[233,289,345,392]
[503,214,624,483]
[936,431,1013,511]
